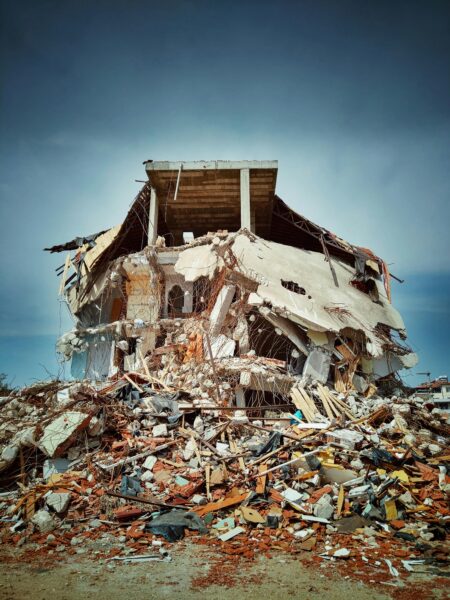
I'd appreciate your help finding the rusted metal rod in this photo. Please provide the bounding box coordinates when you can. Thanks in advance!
[105,490,181,509]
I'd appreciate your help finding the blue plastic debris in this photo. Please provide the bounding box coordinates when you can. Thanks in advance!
[290,409,304,424]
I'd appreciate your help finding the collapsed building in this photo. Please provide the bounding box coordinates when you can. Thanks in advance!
[3,161,449,577]
[46,160,417,406]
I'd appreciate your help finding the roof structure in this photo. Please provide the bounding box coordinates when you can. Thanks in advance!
[46,160,395,302]
[416,379,450,390]
[144,160,278,242]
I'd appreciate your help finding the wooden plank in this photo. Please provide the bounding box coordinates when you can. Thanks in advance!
[326,394,341,419]
[326,392,343,418]
[255,463,268,494]
[123,374,144,393]
[325,388,356,419]
[193,492,250,517]
[320,386,341,418]
[205,464,212,501]
[298,388,318,417]
[293,388,315,421]
[331,398,354,420]
[319,389,334,420]
[291,388,314,422]
[301,389,318,421]
[25,492,36,521]
[337,485,345,517]
[175,182,274,192]
[316,384,337,420]
[137,348,151,379]
[228,432,245,472]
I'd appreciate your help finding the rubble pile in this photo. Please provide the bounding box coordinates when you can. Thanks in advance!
[0,376,448,579]
[2,160,448,581]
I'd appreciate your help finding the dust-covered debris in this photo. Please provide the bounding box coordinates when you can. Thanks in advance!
[1,160,447,588]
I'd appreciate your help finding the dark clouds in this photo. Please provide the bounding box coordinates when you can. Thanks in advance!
[0,0,449,384]
[1,0,450,140]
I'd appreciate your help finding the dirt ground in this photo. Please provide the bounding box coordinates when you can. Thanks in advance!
[0,541,448,600]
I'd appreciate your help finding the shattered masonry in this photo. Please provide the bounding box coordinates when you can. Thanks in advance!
[48,159,417,395]
[1,160,447,581]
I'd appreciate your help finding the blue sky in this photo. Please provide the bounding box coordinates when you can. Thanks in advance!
[0,0,449,387]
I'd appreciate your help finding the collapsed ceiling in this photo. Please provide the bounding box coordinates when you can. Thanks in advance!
[45,160,417,400]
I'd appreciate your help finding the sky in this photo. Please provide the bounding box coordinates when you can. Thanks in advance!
[0,0,449,387]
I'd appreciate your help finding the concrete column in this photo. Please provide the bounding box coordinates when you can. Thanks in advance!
[209,284,236,336]
[240,168,251,231]
[148,187,158,245]
[182,282,194,313]
[235,385,246,408]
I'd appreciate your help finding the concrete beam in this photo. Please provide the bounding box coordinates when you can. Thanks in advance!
[240,168,251,231]
[145,160,278,173]
[210,284,236,336]
[148,187,158,245]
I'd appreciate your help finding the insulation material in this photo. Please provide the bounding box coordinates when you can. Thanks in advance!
[71,350,87,380]
[399,352,419,369]
[85,335,114,381]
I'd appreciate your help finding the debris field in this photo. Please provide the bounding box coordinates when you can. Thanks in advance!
[0,379,448,584]
[0,160,448,590]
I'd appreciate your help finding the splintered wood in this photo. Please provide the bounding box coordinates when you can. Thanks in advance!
[316,384,356,420]
[255,463,268,494]
[290,387,316,422]
[193,492,250,517]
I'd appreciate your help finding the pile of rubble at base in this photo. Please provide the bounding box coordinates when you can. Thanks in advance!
[0,376,448,578]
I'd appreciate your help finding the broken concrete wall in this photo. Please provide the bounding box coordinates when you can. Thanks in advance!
[69,333,114,380]
[56,226,416,399]
[49,170,416,398]
[123,254,160,323]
